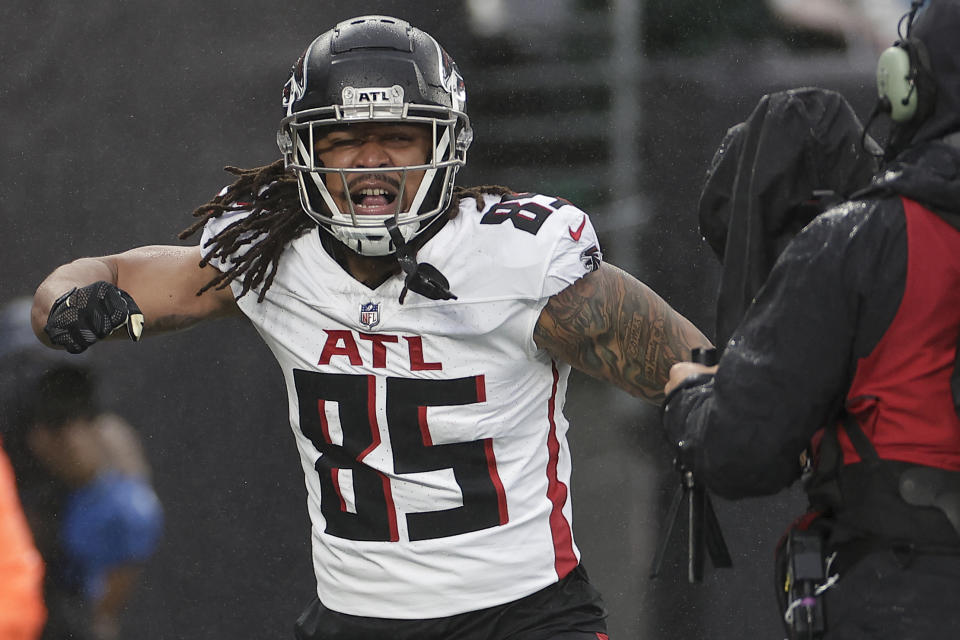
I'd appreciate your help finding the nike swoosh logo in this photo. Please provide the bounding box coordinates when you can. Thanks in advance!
[568,215,586,241]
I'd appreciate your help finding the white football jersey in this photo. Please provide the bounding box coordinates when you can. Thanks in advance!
[201,191,603,618]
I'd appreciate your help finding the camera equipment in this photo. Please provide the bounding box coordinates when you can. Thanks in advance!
[650,347,732,582]
[781,528,833,640]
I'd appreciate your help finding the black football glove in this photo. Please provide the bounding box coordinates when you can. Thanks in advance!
[44,281,144,354]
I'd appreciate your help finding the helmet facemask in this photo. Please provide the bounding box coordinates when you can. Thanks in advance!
[279,78,471,256]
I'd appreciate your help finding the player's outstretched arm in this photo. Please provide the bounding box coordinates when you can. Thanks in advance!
[33,245,239,351]
[534,263,711,404]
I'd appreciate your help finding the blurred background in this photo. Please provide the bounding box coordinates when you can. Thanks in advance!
[1,0,910,637]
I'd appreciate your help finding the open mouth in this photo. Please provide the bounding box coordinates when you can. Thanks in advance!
[345,177,403,217]
[351,187,397,210]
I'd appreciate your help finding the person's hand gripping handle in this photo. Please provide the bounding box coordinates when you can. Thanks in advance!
[665,347,718,396]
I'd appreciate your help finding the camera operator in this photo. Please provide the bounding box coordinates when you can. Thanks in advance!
[662,1,960,638]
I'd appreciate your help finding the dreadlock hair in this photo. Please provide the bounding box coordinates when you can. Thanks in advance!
[179,160,306,302]
[180,159,515,301]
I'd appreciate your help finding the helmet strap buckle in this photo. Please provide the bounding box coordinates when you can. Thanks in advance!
[384,219,456,304]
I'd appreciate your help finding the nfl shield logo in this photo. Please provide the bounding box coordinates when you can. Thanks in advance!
[359,302,380,329]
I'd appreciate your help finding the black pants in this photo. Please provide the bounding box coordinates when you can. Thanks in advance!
[822,549,960,639]
[293,564,608,640]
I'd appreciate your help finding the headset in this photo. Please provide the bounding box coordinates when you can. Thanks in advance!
[876,0,935,123]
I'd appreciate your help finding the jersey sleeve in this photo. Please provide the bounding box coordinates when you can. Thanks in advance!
[539,200,603,299]
[198,206,259,273]
[198,182,273,272]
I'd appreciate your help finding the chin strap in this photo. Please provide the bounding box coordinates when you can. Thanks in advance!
[384,219,457,304]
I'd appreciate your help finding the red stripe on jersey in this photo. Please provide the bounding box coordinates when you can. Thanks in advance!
[357,376,398,540]
[476,374,487,402]
[596,634,609,640]
[358,375,381,460]
[484,438,509,525]
[317,399,331,443]
[319,399,348,512]
[381,471,399,542]
[331,468,347,511]
[418,406,433,446]
[545,361,577,578]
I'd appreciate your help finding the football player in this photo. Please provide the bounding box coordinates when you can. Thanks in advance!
[32,15,710,640]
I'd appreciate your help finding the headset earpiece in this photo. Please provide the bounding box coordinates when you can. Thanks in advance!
[876,41,919,123]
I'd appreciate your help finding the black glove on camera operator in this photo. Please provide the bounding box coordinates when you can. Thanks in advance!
[662,348,719,474]
[44,281,144,354]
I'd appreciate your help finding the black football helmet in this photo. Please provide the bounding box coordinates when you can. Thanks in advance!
[277,15,473,256]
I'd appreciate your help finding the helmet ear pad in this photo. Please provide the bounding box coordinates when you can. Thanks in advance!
[876,37,935,124]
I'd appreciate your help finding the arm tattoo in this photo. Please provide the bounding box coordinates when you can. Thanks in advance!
[534,264,710,404]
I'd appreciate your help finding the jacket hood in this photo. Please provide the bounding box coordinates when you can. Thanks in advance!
[862,137,960,226]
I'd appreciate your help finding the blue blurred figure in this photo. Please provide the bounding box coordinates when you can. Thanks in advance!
[0,298,162,640]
